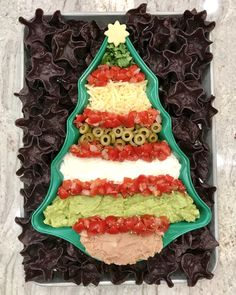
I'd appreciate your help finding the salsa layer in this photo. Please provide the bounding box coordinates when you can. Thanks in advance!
[74,108,160,128]
[73,215,169,235]
[70,141,171,162]
[44,192,200,228]
[58,175,186,199]
[87,64,145,86]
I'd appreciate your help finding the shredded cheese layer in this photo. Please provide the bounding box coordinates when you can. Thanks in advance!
[86,81,151,114]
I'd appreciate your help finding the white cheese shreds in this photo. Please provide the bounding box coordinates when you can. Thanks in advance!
[86,81,151,114]
[60,153,181,182]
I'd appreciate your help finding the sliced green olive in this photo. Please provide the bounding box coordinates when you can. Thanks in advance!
[113,127,123,138]
[148,132,158,143]
[79,123,90,134]
[139,127,150,138]
[122,130,134,142]
[100,134,111,146]
[109,131,116,144]
[134,133,146,145]
[151,122,162,133]
[86,132,94,142]
[114,139,126,147]
[104,128,112,134]
[79,134,88,143]
[92,127,104,138]
[135,124,141,130]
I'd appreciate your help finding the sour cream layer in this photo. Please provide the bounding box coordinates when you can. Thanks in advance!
[60,153,181,182]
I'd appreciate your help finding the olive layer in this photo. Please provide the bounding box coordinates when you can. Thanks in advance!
[78,123,162,146]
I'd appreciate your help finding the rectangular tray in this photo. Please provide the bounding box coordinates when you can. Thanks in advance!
[20,11,218,286]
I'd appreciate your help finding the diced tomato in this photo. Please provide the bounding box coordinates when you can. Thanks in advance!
[116,217,127,233]
[148,108,158,120]
[70,145,79,155]
[105,216,117,227]
[119,149,129,161]
[107,226,120,234]
[176,180,186,192]
[116,69,129,82]
[124,216,137,231]
[111,118,122,127]
[86,114,101,125]
[157,216,170,233]
[107,148,119,161]
[102,118,120,128]
[123,145,133,154]
[110,65,120,72]
[94,80,107,87]
[105,183,118,195]
[58,187,69,199]
[97,70,108,81]
[74,114,85,124]
[128,64,139,74]
[142,215,155,228]
[96,186,106,195]
[81,218,89,229]
[87,75,96,85]
[129,77,138,83]
[80,149,91,157]
[98,64,109,70]
[73,220,85,233]
[105,70,112,79]
[71,182,82,195]
[133,221,146,234]
[90,68,101,78]
[62,180,72,191]
[136,72,145,82]
[83,108,93,116]
[127,110,136,122]
[86,216,106,234]
[138,111,149,124]
[142,143,153,154]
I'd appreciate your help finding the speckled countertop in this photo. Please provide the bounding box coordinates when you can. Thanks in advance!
[0,0,235,294]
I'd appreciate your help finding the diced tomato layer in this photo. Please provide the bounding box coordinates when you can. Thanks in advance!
[73,215,170,236]
[74,108,160,128]
[58,175,186,199]
[86,64,145,87]
[70,141,171,162]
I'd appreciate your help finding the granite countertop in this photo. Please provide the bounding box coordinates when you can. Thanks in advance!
[0,0,235,294]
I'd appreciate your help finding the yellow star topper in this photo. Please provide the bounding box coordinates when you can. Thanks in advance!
[104,21,130,47]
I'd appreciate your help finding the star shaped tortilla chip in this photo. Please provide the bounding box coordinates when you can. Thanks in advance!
[104,20,129,47]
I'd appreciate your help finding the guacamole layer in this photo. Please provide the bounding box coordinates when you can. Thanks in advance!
[44,192,200,227]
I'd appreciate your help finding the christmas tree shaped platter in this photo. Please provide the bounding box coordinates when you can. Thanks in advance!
[32,21,212,265]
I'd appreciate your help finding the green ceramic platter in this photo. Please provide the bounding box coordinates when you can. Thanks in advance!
[32,36,212,256]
